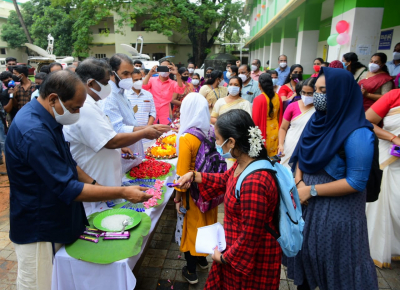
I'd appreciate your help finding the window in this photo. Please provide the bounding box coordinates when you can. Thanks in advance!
[0,48,6,55]
[98,28,110,34]
[95,54,106,59]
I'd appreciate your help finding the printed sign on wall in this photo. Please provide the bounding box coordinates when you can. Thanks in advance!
[378,30,393,50]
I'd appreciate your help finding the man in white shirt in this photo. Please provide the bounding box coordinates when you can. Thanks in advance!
[63,58,167,214]
[125,69,156,146]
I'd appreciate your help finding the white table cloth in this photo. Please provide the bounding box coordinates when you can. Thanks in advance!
[51,158,178,290]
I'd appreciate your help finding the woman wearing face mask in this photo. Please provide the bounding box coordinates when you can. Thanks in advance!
[210,76,251,125]
[252,73,283,157]
[174,93,221,285]
[342,52,367,82]
[223,65,238,87]
[199,70,227,114]
[311,58,324,77]
[171,67,194,120]
[278,78,316,169]
[204,67,214,82]
[176,109,282,290]
[266,70,280,93]
[358,53,393,111]
[286,67,378,290]
[191,73,202,93]
[278,64,304,102]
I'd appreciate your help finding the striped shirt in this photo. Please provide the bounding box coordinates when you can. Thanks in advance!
[124,88,156,126]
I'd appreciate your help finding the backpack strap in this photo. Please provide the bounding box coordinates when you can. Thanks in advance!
[184,127,206,143]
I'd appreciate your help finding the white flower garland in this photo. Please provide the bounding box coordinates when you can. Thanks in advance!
[248,126,265,158]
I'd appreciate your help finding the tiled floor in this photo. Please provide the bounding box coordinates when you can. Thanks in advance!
[1,200,400,289]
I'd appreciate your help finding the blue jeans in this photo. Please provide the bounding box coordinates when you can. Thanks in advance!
[0,119,5,160]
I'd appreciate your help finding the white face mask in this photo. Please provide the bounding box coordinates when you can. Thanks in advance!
[132,80,143,90]
[219,79,225,87]
[87,79,111,100]
[226,67,230,71]
[52,96,80,125]
[192,79,200,86]
[393,52,400,60]
[301,95,314,106]
[369,63,380,73]
[279,62,287,68]
[114,71,134,90]
[272,78,278,86]
[251,65,258,71]
[238,73,248,83]
[226,72,231,79]
[228,86,240,96]
[188,68,194,73]
[159,72,169,78]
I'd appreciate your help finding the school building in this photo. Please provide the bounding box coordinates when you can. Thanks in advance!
[245,0,399,75]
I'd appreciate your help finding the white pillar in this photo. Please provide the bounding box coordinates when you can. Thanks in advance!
[269,42,280,69]
[327,7,384,65]
[296,30,319,75]
[280,38,296,66]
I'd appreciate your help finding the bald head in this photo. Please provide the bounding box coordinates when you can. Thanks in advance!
[40,70,85,102]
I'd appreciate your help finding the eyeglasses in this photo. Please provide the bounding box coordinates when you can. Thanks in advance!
[301,91,314,96]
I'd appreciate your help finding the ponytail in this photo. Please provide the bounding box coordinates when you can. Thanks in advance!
[259,73,275,118]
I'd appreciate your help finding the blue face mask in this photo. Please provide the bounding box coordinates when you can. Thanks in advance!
[215,139,233,159]
[342,61,348,69]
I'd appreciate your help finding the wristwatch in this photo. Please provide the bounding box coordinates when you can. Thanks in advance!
[310,185,318,197]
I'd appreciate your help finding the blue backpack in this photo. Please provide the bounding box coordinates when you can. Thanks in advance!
[235,159,304,257]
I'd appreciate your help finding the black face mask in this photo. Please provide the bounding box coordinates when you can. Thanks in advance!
[181,76,189,82]
[291,73,303,81]
[12,74,21,82]
[206,74,211,79]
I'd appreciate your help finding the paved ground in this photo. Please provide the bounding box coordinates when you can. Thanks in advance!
[0,192,400,289]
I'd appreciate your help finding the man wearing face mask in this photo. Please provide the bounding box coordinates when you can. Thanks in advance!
[142,59,185,124]
[30,72,47,100]
[102,54,170,173]
[5,70,152,290]
[134,60,143,69]
[223,62,232,83]
[125,69,156,145]
[64,59,159,214]
[387,42,400,78]
[276,55,290,86]
[238,64,261,103]
[12,65,36,111]
[250,59,262,81]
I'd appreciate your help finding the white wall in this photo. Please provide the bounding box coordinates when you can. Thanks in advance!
[263,45,271,68]
[280,38,296,65]
[296,30,319,74]
[269,43,280,69]
[327,7,384,65]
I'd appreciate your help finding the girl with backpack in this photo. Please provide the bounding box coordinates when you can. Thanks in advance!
[174,93,220,284]
[176,109,282,289]
[287,67,378,290]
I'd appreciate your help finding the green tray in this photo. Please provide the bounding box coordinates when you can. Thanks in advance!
[115,185,167,209]
[65,212,151,264]
[125,163,175,181]
[93,208,141,232]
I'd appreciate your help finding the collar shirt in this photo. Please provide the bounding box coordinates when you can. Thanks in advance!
[31,89,39,100]
[14,80,36,110]
[276,65,290,86]
[141,76,185,109]
[386,60,400,77]
[5,98,86,244]
[250,70,262,81]
[241,79,261,103]
[101,81,144,173]
[124,88,156,127]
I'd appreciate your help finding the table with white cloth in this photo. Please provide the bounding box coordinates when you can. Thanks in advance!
[51,157,178,290]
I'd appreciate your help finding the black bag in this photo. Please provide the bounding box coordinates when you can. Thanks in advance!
[338,132,382,202]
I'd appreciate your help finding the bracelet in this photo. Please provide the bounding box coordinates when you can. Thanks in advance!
[173,198,181,204]
[91,179,96,185]
[296,179,304,187]
[220,254,227,265]
[390,135,397,143]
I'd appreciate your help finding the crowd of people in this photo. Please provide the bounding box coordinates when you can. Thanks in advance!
[0,41,399,289]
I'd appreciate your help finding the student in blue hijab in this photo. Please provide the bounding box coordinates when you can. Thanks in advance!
[285,67,378,290]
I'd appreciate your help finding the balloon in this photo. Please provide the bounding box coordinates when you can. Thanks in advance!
[327,34,339,46]
[254,17,257,20]
[337,33,350,45]
[336,20,349,34]
[262,4,266,8]
[257,13,261,17]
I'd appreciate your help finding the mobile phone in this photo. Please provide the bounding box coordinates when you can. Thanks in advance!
[157,66,169,72]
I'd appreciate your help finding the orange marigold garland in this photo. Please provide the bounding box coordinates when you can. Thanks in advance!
[145,144,177,159]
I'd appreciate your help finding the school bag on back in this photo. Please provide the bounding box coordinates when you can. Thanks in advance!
[235,159,304,257]
[184,126,227,213]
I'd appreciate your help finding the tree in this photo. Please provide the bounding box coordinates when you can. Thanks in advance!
[12,0,32,43]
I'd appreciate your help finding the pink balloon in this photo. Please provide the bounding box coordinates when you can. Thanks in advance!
[337,33,350,45]
[336,20,349,33]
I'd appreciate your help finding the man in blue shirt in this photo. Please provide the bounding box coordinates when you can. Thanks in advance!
[238,64,261,103]
[276,54,290,86]
[5,70,152,289]
[387,42,400,78]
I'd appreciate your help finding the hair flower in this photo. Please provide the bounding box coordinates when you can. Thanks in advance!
[248,126,264,158]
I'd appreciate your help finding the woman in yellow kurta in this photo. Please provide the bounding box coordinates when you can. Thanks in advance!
[252,73,283,157]
[174,93,218,284]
